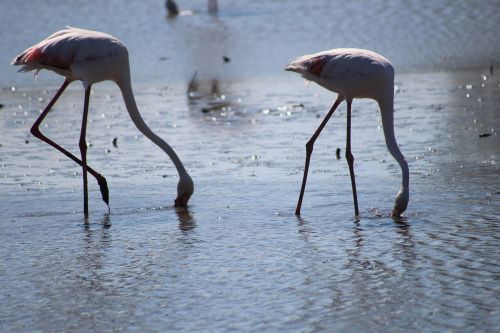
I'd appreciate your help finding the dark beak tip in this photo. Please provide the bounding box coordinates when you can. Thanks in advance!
[174,196,189,208]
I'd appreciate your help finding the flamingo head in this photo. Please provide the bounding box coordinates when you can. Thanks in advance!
[392,186,409,218]
[174,175,194,207]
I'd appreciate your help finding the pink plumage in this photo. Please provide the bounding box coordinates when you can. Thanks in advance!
[12,27,194,216]
[286,48,409,217]
[286,48,394,101]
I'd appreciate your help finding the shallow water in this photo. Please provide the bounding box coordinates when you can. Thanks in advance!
[1,1,500,332]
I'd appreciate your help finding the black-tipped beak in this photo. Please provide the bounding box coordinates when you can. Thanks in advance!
[174,195,190,208]
[391,210,400,218]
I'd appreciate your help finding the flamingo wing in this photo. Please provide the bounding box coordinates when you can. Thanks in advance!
[285,53,330,79]
[12,27,123,79]
[11,28,80,76]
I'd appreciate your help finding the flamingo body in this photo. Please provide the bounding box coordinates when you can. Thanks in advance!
[13,28,194,215]
[285,48,394,101]
[14,28,127,87]
[286,48,409,217]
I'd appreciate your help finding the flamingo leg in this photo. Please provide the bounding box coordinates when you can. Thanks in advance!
[79,86,92,217]
[346,101,359,216]
[30,80,109,207]
[295,96,343,215]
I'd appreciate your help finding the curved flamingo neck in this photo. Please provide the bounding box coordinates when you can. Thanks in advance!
[378,93,409,194]
[117,76,189,180]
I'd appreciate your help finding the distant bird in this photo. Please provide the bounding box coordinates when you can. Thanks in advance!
[12,27,194,217]
[167,0,216,16]
[166,0,179,16]
[285,48,409,217]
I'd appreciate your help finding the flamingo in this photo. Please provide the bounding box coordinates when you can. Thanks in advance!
[165,0,217,16]
[12,27,194,217]
[285,48,409,217]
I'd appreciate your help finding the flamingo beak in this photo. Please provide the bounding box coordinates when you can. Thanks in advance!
[391,204,406,218]
[174,195,190,208]
[391,209,401,218]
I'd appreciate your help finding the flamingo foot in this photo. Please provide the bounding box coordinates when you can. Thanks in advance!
[97,177,109,206]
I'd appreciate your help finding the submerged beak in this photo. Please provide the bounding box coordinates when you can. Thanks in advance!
[391,209,401,218]
[391,204,406,218]
[174,195,190,208]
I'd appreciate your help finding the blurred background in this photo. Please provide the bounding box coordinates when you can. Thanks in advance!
[1,0,499,87]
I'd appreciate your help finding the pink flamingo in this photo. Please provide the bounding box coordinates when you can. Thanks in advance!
[12,27,194,217]
[285,48,409,217]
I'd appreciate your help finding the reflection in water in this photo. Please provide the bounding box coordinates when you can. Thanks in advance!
[296,216,314,244]
[83,211,111,229]
[166,7,239,119]
[80,212,112,271]
[169,8,230,81]
[187,72,233,113]
[175,206,196,231]
[346,220,369,270]
[347,218,416,273]
[74,212,114,319]
[392,219,416,269]
[293,215,420,330]
[208,0,218,14]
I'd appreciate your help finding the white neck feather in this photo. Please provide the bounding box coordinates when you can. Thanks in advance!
[378,93,409,208]
[117,76,189,180]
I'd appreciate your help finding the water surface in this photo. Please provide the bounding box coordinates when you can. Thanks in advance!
[0,1,499,332]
